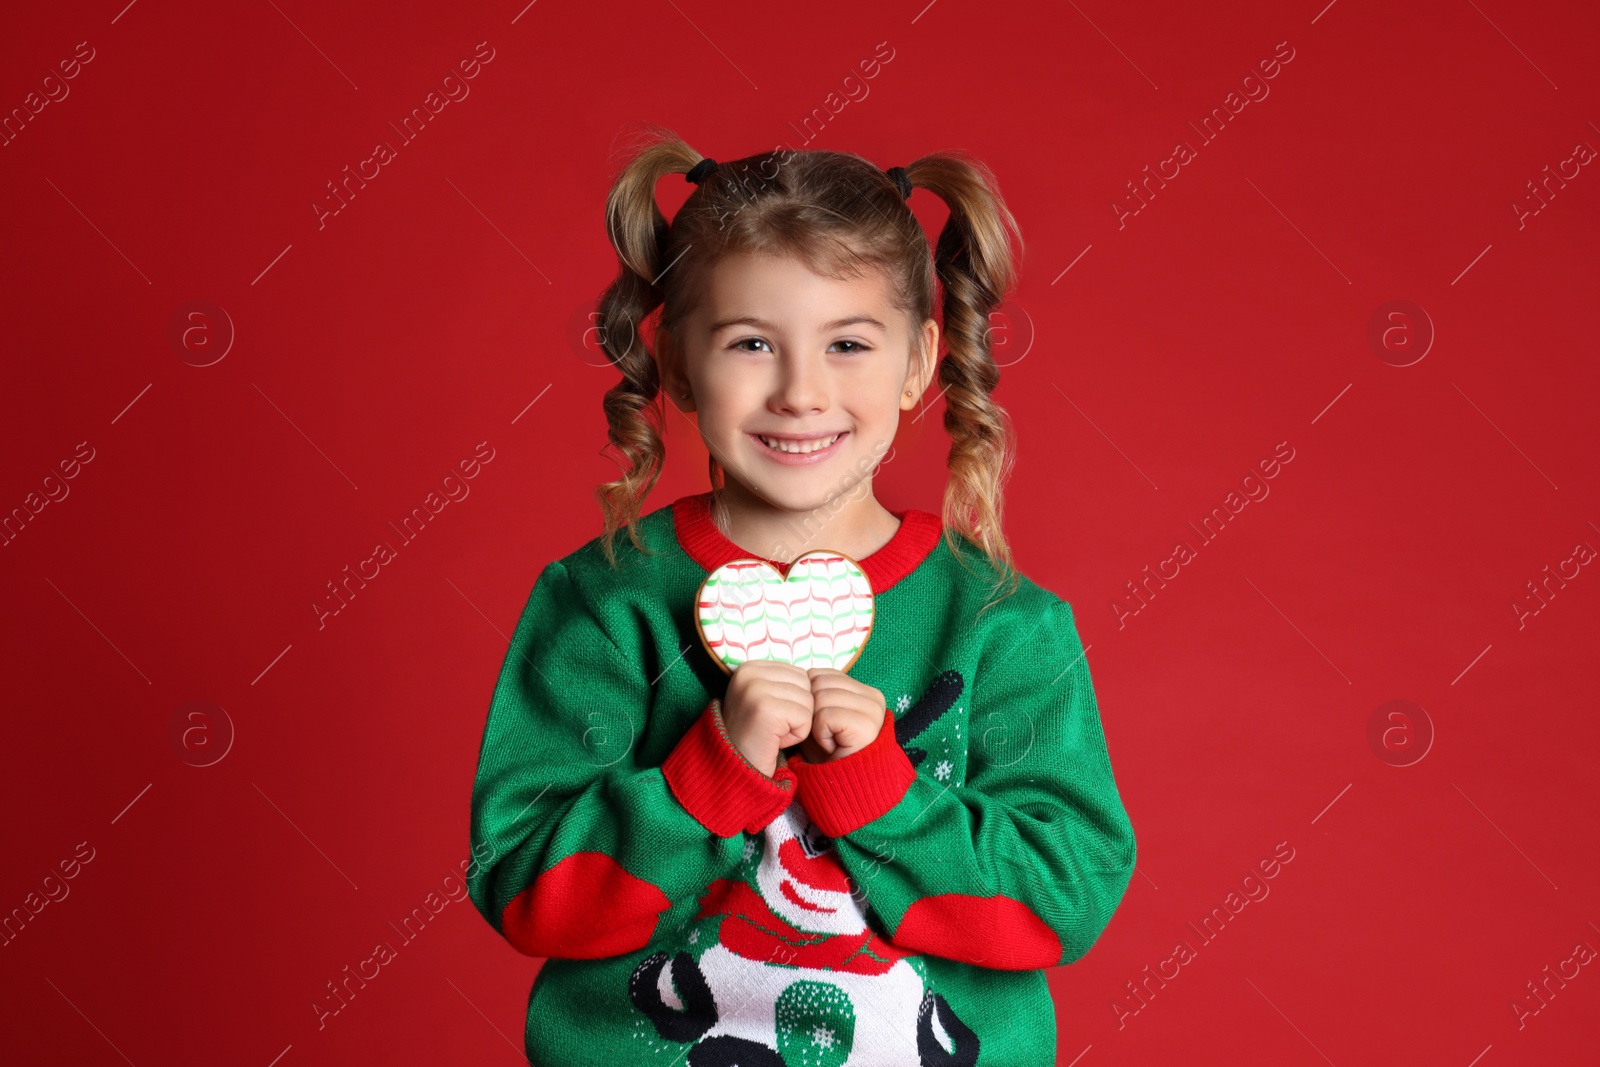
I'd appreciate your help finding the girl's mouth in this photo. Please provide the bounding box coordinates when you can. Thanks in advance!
[750,431,847,465]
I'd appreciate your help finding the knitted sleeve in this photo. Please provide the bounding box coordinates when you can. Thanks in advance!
[788,595,1137,970]
[466,561,794,961]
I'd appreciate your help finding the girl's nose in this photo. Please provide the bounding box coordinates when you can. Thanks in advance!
[771,357,827,415]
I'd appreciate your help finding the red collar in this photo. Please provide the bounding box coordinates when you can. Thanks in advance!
[671,492,942,593]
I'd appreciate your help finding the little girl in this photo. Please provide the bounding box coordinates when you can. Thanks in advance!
[467,127,1137,1066]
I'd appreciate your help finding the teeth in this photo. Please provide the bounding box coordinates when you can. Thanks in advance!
[760,433,840,455]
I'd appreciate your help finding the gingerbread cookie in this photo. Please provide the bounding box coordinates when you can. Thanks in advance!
[694,552,875,673]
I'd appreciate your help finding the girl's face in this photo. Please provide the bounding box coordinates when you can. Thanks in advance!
[666,252,937,518]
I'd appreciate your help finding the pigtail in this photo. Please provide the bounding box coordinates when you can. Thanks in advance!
[593,126,705,564]
[904,153,1025,601]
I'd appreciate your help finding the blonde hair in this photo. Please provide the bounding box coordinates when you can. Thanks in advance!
[592,123,1024,598]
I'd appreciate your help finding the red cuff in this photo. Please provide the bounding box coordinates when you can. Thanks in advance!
[662,700,796,838]
[787,716,917,836]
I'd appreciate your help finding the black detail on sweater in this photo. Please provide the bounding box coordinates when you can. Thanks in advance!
[917,988,981,1065]
[688,1035,786,1065]
[896,669,965,768]
[629,944,983,1063]
[629,950,716,1042]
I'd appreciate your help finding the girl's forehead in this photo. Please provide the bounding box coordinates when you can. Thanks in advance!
[699,253,896,312]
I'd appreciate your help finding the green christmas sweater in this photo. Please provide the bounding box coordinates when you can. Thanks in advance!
[467,492,1137,1066]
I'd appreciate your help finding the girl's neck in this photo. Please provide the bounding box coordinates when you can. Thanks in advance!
[709,480,903,564]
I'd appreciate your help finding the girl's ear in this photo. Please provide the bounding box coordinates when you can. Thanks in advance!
[657,330,696,413]
[900,319,940,411]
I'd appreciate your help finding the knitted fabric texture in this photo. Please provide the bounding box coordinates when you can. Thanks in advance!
[467,492,1137,1066]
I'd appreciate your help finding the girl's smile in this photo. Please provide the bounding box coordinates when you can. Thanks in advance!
[749,430,848,463]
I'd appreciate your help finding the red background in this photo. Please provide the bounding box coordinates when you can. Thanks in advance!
[3,0,1597,1063]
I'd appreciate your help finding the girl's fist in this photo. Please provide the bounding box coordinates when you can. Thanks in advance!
[798,668,887,764]
[719,660,814,777]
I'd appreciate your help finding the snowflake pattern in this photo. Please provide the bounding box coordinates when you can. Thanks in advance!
[895,693,911,712]
[741,838,756,863]
[933,759,953,781]
[811,1025,835,1049]
[687,928,700,945]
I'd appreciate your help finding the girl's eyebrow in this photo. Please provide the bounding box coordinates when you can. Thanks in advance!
[709,314,888,334]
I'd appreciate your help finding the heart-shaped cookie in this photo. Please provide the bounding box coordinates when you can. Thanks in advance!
[695,552,876,673]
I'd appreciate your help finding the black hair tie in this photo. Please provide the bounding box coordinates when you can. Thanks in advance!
[685,158,717,185]
[886,166,912,199]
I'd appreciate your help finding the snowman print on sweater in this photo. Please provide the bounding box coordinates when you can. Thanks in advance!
[629,670,978,1066]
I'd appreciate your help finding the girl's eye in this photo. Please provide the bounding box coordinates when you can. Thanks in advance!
[728,338,872,354]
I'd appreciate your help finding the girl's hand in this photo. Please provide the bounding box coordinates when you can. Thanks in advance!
[720,660,814,778]
[797,668,888,764]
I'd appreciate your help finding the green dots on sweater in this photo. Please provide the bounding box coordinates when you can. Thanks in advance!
[776,980,855,1067]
